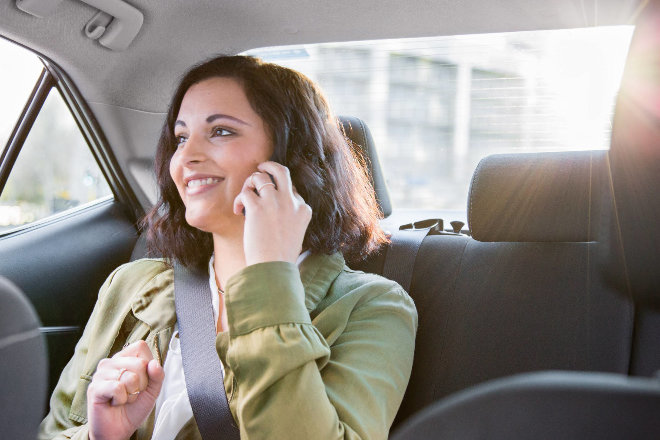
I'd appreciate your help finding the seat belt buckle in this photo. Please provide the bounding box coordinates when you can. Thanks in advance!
[399,218,469,236]
[399,218,444,234]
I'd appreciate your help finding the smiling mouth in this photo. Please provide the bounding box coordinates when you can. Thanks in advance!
[186,177,223,188]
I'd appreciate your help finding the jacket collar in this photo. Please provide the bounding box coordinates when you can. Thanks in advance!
[131,253,345,329]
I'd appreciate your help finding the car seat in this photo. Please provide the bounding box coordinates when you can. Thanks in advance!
[0,275,48,439]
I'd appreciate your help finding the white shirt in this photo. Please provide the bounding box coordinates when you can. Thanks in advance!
[151,252,310,439]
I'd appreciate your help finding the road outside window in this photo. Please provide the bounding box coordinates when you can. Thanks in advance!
[0,38,112,232]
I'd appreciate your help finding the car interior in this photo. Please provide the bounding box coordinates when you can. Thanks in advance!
[1,0,660,438]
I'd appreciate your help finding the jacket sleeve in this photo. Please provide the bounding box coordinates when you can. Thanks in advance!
[37,267,122,440]
[224,261,417,440]
[39,259,173,440]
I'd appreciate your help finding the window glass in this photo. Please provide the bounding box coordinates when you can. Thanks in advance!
[0,37,43,151]
[246,26,634,211]
[0,89,112,231]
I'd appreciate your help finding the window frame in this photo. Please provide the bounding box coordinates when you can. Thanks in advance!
[0,38,142,236]
[0,68,52,195]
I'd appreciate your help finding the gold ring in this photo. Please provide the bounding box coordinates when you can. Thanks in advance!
[257,182,276,193]
[129,389,141,396]
[117,368,128,382]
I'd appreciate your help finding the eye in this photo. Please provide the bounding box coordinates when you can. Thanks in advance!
[174,135,187,147]
[212,127,234,137]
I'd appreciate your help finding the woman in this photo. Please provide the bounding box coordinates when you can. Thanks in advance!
[40,55,417,440]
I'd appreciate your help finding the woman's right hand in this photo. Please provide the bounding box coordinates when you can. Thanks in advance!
[87,341,165,440]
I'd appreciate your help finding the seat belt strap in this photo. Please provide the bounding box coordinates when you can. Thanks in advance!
[382,228,428,292]
[174,262,241,440]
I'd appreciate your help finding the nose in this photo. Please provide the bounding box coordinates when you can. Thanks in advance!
[178,132,208,164]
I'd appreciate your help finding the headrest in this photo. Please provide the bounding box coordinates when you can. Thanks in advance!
[468,151,606,242]
[339,116,392,217]
[608,0,660,306]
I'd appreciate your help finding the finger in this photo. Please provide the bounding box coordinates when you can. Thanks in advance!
[126,390,140,404]
[117,340,154,361]
[107,355,149,370]
[110,380,129,406]
[125,359,163,404]
[241,171,262,196]
[247,171,262,189]
[233,192,246,216]
[233,186,259,215]
[256,181,277,196]
[291,186,305,203]
[98,357,149,378]
[257,162,291,194]
[234,175,256,215]
[250,172,277,194]
[144,359,165,399]
[246,171,273,189]
[241,185,260,211]
[125,386,141,404]
[95,358,150,397]
[90,372,144,407]
[88,379,128,406]
[119,369,146,398]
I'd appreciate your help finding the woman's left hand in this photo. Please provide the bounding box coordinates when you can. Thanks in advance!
[233,161,312,266]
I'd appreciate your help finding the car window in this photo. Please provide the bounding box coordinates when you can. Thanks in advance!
[246,26,634,211]
[0,39,112,233]
[0,37,42,150]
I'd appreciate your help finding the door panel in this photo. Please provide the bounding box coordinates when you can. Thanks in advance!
[0,198,137,394]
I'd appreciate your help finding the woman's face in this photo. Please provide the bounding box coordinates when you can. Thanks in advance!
[170,77,274,234]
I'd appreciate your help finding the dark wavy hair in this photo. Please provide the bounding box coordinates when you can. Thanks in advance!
[143,55,388,269]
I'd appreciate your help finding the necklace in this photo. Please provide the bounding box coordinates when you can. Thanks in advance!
[217,286,224,296]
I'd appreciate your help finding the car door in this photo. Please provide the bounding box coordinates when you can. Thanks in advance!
[0,40,140,396]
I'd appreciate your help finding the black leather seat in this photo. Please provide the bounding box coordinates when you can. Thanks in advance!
[391,371,660,440]
[382,150,633,427]
[386,2,660,435]
[0,276,48,439]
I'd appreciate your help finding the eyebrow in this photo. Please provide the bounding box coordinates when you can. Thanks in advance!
[175,113,250,127]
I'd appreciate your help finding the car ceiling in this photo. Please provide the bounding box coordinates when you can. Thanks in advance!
[0,0,642,112]
[0,0,643,207]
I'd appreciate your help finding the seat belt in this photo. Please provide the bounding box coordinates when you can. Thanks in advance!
[174,262,241,440]
[382,219,444,292]
[382,229,428,292]
[382,218,466,291]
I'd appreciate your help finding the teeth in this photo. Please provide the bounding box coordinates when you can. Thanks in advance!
[187,177,221,188]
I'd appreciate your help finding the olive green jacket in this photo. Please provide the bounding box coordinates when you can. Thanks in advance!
[39,253,417,440]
